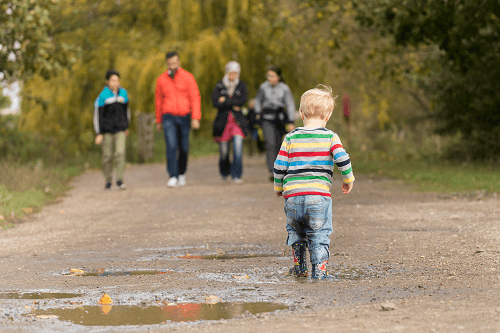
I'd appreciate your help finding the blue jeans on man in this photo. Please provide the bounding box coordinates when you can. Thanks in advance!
[162,113,191,178]
[219,135,243,179]
[284,195,333,264]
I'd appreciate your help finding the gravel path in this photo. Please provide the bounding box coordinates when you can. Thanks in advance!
[0,155,499,332]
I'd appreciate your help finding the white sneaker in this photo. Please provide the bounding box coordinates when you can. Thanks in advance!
[167,177,178,188]
[178,175,186,186]
[233,178,244,185]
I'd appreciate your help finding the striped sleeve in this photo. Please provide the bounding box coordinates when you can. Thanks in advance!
[273,137,289,193]
[331,134,355,184]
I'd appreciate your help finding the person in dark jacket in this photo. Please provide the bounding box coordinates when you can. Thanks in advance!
[212,61,249,184]
[255,66,296,181]
[94,69,130,190]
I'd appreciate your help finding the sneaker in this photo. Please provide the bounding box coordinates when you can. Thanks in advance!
[289,241,308,277]
[178,174,186,186]
[116,180,126,190]
[104,182,112,190]
[167,177,178,188]
[269,174,274,182]
[232,178,244,185]
[221,176,229,182]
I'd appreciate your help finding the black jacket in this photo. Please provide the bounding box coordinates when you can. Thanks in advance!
[212,80,249,138]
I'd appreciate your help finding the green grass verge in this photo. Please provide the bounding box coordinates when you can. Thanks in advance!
[0,132,218,229]
[353,157,500,193]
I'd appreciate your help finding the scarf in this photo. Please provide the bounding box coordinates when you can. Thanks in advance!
[222,75,239,97]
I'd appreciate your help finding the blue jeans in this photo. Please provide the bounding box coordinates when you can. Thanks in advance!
[284,195,333,264]
[219,135,243,179]
[162,114,191,178]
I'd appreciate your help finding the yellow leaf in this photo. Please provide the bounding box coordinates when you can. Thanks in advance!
[69,268,84,275]
[98,294,113,304]
[232,275,250,279]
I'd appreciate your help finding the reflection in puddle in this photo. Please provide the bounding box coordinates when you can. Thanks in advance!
[177,253,282,260]
[63,269,172,277]
[0,292,81,299]
[33,302,288,326]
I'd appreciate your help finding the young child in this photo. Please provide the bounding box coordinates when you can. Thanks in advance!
[94,69,130,190]
[273,85,354,279]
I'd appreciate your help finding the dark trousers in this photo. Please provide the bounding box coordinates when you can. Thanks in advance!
[261,120,285,174]
[162,113,191,178]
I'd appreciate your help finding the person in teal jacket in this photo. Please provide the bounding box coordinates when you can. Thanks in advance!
[93,69,130,190]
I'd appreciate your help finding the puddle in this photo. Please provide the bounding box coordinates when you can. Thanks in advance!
[177,253,282,260]
[31,302,288,326]
[0,292,81,299]
[62,269,172,277]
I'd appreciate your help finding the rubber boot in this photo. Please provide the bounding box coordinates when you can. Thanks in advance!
[311,260,330,280]
[289,241,308,277]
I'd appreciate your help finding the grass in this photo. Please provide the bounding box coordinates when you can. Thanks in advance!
[0,131,219,229]
[353,157,500,194]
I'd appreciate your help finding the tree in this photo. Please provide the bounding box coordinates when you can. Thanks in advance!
[0,0,77,83]
[354,0,500,160]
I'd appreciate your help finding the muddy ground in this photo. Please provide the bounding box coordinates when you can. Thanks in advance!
[0,155,499,332]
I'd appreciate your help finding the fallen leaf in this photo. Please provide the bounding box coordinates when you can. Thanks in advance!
[100,304,113,315]
[69,268,84,275]
[22,208,33,214]
[98,294,113,304]
[232,275,250,279]
[0,215,4,220]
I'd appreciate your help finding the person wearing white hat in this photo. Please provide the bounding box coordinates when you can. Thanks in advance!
[212,61,249,184]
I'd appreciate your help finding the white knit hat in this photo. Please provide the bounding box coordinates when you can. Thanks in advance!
[225,61,241,74]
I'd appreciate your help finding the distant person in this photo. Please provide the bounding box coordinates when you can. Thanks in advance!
[255,66,296,181]
[274,85,355,279]
[155,51,201,188]
[94,69,130,190]
[245,98,265,155]
[212,61,249,184]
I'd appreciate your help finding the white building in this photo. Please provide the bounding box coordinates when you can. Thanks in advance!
[1,81,21,115]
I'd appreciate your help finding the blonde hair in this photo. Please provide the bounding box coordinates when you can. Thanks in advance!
[299,84,338,120]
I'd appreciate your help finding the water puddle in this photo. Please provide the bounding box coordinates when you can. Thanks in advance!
[0,292,81,299]
[62,269,172,277]
[31,302,288,326]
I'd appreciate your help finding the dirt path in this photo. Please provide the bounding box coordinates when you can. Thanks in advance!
[0,155,499,332]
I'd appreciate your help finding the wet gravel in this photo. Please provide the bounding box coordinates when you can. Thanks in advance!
[1,155,499,332]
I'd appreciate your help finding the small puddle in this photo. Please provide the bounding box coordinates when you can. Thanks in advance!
[177,253,282,260]
[32,302,288,326]
[62,269,172,277]
[0,292,81,299]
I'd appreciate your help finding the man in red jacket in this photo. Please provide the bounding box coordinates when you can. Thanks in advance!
[155,51,201,188]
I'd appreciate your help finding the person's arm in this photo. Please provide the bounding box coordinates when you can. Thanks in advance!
[274,137,290,196]
[121,88,130,129]
[212,83,225,108]
[155,78,163,126]
[254,85,264,114]
[188,74,201,121]
[284,84,296,124]
[331,134,355,193]
[93,96,101,136]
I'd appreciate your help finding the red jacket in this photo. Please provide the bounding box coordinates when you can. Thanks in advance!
[155,68,201,123]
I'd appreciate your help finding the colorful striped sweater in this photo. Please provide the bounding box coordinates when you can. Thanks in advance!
[273,127,355,198]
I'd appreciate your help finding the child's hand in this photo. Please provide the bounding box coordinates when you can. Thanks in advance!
[95,134,103,145]
[342,182,353,194]
[276,192,283,197]
[218,96,225,103]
